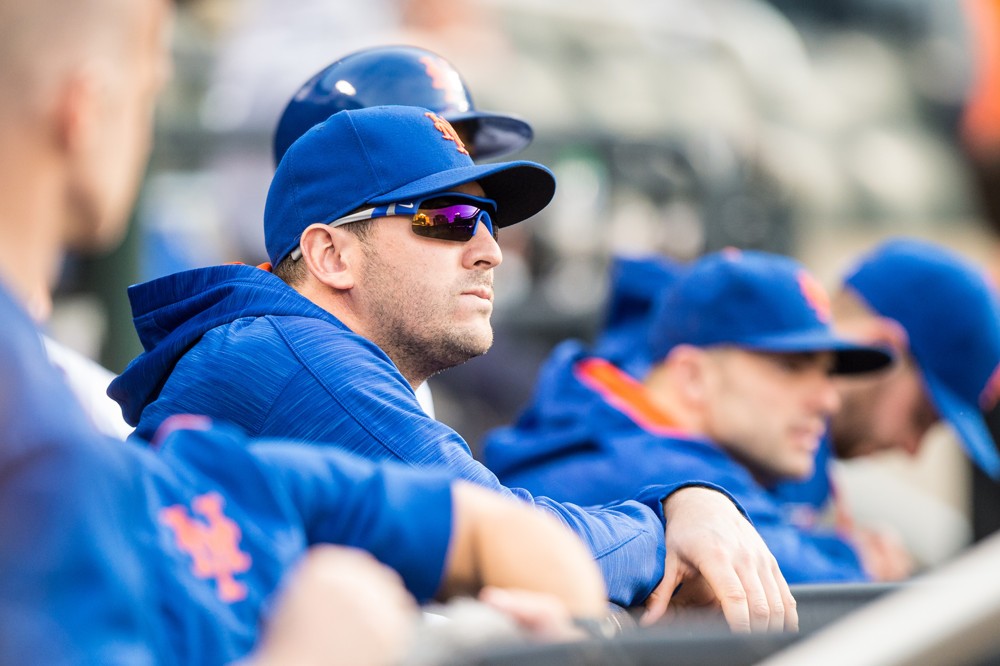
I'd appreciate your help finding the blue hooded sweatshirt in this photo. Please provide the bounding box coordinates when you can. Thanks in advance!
[483,340,869,584]
[109,263,739,607]
[1,278,457,665]
[589,254,682,377]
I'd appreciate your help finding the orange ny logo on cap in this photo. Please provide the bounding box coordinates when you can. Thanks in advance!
[425,112,469,155]
[797,270,832,323]
[160,492,252,603]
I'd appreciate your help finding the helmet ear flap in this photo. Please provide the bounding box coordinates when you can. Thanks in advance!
[272,45,533,165]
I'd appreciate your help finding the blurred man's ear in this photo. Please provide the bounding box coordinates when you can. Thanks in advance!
[861,316,910,357]
[666,345,712,405]
[54,64,104,156]
[832,288,908,358]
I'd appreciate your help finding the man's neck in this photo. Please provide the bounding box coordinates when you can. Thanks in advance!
[641,363,705,434]
[0,216,63,323]
[0,133,67,321]
[291,278,431,390]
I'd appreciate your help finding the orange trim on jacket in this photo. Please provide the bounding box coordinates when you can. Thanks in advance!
[573,357,688,438]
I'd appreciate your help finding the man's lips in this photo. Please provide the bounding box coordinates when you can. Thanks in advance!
[790,423,825,450]
[462,287,494,302]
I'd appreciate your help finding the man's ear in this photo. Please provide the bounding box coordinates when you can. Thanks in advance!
[852,315,910,355]
[53,64,103,154]
[666,345,711,404]
[299,224,361,291]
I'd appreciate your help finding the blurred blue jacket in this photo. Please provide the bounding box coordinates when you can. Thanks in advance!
[590,254,683,376]
[1,280,458,665]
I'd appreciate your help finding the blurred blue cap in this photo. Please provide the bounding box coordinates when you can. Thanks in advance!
[649,249,893,375]
[264,105,554,266]
[593,255,683,369]
[844,237,1000,479]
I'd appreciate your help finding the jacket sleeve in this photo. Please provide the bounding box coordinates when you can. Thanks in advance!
[270,322,670,607]
[551,437,869,584]
[248,442,455,603]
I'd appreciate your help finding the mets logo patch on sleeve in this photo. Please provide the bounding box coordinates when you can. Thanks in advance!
[160,492,252,603]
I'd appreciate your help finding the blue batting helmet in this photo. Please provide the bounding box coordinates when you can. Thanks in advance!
[273,45,534,165]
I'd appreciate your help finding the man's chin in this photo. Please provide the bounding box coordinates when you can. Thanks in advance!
[436,330,493,369]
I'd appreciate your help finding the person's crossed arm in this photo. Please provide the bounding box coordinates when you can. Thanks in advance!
[249,481,609,666]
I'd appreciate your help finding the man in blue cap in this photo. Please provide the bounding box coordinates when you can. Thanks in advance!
[271,44,536,420]
[772,238,1000,543]
[111,105,798,631]
[484,249,903,583]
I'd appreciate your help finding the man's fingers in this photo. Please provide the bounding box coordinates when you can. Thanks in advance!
[478,586,582,641]
[753,557,798,632]
[775,560,799,632]
[736,565,773,633]
[657,487,799,634]
[701,562,753,633]
[640,558,681,626]
[755,560,787,633]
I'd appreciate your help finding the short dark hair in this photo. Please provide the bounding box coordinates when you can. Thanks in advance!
[271,252,308,286]
[343,218,376,243]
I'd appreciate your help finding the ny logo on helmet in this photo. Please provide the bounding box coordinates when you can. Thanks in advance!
[425,112,469,155]
[419,55,467,110]
[160,492,252,602]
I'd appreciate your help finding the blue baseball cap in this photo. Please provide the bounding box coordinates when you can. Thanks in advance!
[648,249,894,375]
[264,105,555,266]
[844,237,1000,479]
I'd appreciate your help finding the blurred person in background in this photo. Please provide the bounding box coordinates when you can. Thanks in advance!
[0,0,183,660]
[772,237,1000,577]
[484,249,911,583]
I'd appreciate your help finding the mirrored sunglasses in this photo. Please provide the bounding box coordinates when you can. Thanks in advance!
[290,193,498,261]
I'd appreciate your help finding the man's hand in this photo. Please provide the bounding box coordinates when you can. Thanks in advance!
[252,546,419,666]
[478,586,587,642]
[852,526,915,582]
[642,487,798,633]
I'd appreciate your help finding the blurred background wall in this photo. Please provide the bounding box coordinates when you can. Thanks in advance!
[51,0,1000,567]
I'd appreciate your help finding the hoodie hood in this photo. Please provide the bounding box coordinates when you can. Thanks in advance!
[109,264,341,426]
[484,340,638,478]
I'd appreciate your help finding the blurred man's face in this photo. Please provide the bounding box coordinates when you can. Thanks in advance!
[831,354,939,459]
[68,0,173,251]
[702,348,841,484]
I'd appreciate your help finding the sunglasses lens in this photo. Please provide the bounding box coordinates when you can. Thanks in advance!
[411,199,498,242]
